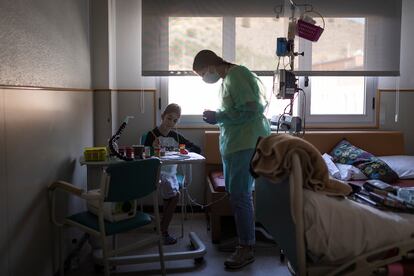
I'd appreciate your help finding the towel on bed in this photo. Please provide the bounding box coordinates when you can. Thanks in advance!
[251,134,352,196]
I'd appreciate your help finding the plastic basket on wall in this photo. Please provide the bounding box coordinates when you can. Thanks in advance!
[297,12,325,42]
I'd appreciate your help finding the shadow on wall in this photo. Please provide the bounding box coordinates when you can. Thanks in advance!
[2,158,78,275]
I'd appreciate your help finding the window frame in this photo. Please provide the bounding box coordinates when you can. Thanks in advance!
[299,77,377,128]
[160,15,378,128]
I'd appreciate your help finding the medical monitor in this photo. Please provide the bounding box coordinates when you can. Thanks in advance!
[273,69,297,100]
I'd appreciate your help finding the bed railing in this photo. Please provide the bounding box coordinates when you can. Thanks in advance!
[255,153,306,275]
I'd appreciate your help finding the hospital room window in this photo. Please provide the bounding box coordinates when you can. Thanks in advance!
[165,16,374,127]
[234,17,296,71]
[143,0,400,128]
[168,76,221,115]
[307,18,366,115]
[312,18,365,72]
[309,77,365,115]
[168,76,292,117]
[168,17,222,115]
[169,17,222,71]
[299,17,375,126]
[168,16,292,118]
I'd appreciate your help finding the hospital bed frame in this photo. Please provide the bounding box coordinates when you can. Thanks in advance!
[256,153,414,276]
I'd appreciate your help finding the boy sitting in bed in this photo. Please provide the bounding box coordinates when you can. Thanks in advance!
[143,103,201,245]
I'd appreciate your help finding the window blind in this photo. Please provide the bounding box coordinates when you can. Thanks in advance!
[142,0,401,77]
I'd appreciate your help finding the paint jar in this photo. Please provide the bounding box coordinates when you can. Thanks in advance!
[125,147,134,159]
[118,146,126,157]
[154,146,161,157]
[144,146,151,158]
[133,145,145,159]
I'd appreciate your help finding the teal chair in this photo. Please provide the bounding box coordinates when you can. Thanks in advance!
[49,159,166,276]
[141,132,148,145]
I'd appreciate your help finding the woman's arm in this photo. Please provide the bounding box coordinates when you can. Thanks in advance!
[216,101,265,126]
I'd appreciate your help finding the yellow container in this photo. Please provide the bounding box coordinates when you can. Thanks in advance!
[84,147,108,161]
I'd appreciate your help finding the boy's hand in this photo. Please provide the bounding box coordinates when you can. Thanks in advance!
[203,110,217,124]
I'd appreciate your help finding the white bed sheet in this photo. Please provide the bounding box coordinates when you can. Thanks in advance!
[303,190,414,264]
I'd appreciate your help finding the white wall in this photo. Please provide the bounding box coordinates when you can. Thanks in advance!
[0,1,93,275]
[0,89,8,275]
[378,0,414,154]
[0,0,91,88]
[0,90,93,276]
[114,0,161,150]
[90,0,110,89]
[115,0,157,89]
[398,0,414,88]
[90,0,114,146]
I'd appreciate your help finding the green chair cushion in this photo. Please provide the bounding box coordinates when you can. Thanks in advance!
[66,211,152,236]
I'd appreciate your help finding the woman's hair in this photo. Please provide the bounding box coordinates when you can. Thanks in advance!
[162,103,181,118]
[193,49,230,71]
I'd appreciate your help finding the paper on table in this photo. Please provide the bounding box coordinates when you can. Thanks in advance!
[160,152,191,160]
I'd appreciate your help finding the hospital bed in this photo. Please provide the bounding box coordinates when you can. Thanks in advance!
[254,131,414,275]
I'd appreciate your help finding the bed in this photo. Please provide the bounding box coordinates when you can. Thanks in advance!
[253,131,414,275]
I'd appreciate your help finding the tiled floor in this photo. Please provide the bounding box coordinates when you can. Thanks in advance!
[66,213,291,276]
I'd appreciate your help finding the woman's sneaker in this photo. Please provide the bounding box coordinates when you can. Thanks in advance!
[224,246,255,269]
[163,233,177,245]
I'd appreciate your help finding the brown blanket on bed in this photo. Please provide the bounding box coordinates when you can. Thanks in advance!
[251,134,352,196]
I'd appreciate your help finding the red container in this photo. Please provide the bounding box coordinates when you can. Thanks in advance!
[297,19,324,42]
[118,146,126,156]
[133,145,144,159]
[125,147,134,158]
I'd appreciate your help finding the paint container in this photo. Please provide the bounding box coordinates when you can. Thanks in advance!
[154,146,160,157]
[133,145,145,159]
[144,146,151,158]
[125,147,134,159]
[118,146,126,157]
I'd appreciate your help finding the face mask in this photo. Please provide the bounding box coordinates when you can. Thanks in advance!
[202,69,220,84]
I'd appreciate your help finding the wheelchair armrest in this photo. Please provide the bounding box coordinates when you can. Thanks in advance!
[49,180,86,227]
[48,181,102,227]
[48,180,84,196]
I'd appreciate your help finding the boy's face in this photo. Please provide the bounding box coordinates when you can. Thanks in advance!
[161,112,180,129]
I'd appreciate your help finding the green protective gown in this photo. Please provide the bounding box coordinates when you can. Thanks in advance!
[216,65,271,157]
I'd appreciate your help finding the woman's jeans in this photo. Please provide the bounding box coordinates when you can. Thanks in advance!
[223,149,256,246]
[229,192,255,246]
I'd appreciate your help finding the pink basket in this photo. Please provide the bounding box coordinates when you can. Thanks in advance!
[297,19,324,42]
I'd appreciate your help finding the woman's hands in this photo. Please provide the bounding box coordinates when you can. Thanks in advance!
[203,110,217,124]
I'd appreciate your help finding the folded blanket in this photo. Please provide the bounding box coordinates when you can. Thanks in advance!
[251,134,352,196]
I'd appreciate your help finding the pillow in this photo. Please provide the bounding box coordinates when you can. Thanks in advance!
[335,163,368,181]
[322,153,368,181]
[330,139,398,183]
[322,153,341,179]
[378,155,414,179]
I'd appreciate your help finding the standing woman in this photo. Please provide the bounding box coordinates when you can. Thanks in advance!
[193,50,271,269]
